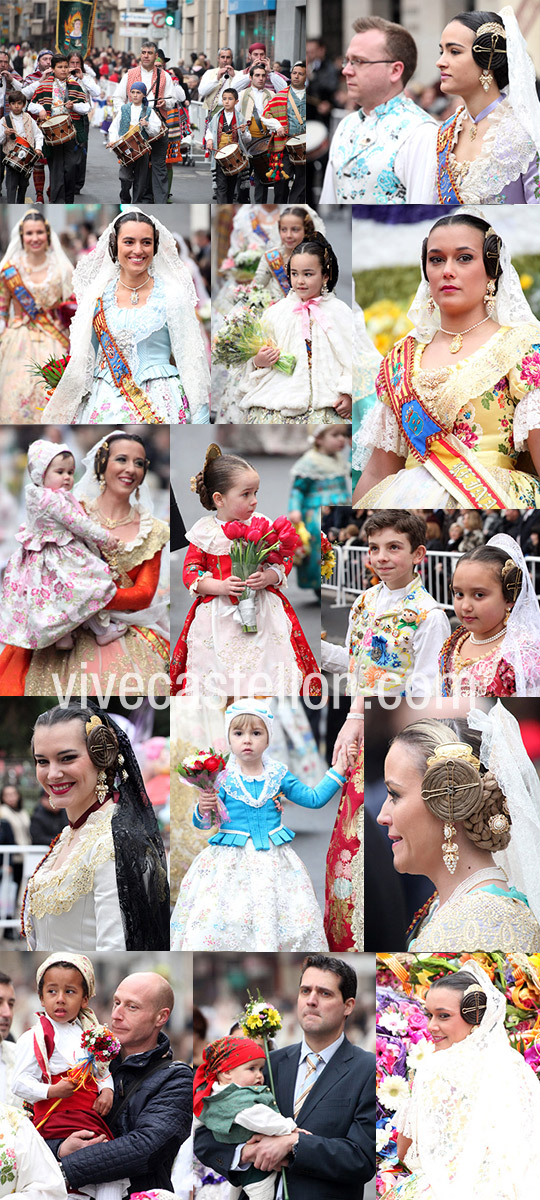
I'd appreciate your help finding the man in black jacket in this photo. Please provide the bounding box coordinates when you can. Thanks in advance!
[195,954,375,1199]
[46,972,192,1195]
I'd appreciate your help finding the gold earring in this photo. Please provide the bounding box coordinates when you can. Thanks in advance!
[483,279,496,315]
[99,478,106,492]
[48,794,57,811]
[95,770,108,804]
[135,486,140,501]
[479,68,493,91]
[442,821,459,873]
[428,295,436,315]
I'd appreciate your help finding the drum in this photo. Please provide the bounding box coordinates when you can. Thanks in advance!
[306,119,329,163]
[109,128,149,165]
[3,137,40,175]
[248,133,274,183]
[41,114,76,145]
[285,134,306,165]
[215,142,248,176]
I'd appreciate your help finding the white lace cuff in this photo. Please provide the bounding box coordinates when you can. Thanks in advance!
[352,402,408,470]
[189,571,212,596]
[513,389,540,450]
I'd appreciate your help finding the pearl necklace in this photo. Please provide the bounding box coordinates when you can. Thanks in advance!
[439,314,491,353]
[117,273,150,305]
[469,627,506,645]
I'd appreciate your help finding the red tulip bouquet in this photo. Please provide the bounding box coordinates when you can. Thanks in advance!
[222,516,301,633]
[176,748,230,829]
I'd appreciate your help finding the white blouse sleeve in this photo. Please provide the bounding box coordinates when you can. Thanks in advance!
[512,389,540,450]
[395,120,438,203]
[235,1103,297,1136]
[321,639,349,674]
[11,1031,49,1104]
[93,858,127,950]
[12,1111,67,1200]
[354,401,409,469]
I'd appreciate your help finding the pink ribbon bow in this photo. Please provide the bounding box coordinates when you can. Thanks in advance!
[292,295,331,340]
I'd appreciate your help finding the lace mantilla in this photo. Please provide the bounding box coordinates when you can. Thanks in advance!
[449,100,537,202]
[219,758,288,807]
[353,400,408,469]
[25,805,115,923]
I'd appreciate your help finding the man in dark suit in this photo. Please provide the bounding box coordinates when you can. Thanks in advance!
[195,953,375,1198]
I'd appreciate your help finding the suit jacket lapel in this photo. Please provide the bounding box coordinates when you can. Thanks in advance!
[273,1044,301,1118]
[295,1037,354,1123]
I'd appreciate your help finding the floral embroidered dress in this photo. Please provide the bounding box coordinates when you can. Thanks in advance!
[324,748,363,951]
[439,627,517,696]
[288,447,350,591]
[0,484,116,650]
[0,1103,67,1199]
[0,506,170,697]
[408,883,540,952]
[355,325,540,507]
[170,513,320,698]
[0,259,71,425]
[170,757,345,950]
[77,276,194,424]
[435,99,540,205]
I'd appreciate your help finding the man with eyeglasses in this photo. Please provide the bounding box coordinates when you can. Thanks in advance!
[320,15,436,203]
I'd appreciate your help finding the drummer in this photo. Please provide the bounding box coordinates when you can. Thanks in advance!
[108,80,162,203]
[262,61,306,201]
[31,52,89,202]
[0,90,43,202]
[205,87,249,202]
[238,64,274,201]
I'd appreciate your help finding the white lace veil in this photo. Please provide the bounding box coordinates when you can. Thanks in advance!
[501,4,540,155]
[468,700,540,924]
[40,208,210,423]
[411,958,540,1197]
[484,533,540,695]
[407,206,540,341]
[0,210,73,301]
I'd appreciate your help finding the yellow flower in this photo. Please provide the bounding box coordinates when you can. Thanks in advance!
[520,273,533,291]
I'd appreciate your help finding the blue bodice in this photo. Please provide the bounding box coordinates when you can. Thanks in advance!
[92,276,179,385]
[192,764,345,851]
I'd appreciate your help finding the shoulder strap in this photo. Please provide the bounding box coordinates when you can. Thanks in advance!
[287,90,303,125]
[153,66,162,110]
[109,1057,173,1124]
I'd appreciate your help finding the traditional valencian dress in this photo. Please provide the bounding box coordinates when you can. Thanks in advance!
[355,325,540,507]
[170,513,320,697]
[321,572,450,698]
[170,756,346,950]
[324,748,363,951]
[439,628,517,696]
[0,250,73,424]
[239,290,353,424]
[320,93,437,203]
[251,243,291,300]
[288,446,350,592]
[12,1015,115,1143]
[435,97,540,204]
[0,1103,66,1199]
[407,869,540,952]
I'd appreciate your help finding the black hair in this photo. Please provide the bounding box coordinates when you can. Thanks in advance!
[0,972,12,987]
[422,213,502,290]
[38,961,89,1001]
[451,10,508,90]
[19,210,51,247]
[93,432,149,484]
[250,62,267,77]
[194,444,254,511]
[222,87,238,100]
[287,233,339,292]
[52,53,69,68]
[7,89,24,104]
[429,970,488,1026]
[67,52,86,70]
[453,544,523,606]
[108,211,159,261]
[300,954,357,1002]
[1,783,23,810]
[279,207,316,239]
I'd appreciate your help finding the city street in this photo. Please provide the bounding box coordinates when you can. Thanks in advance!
[46,126,211,205]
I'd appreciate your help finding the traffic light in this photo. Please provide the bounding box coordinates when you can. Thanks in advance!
[165,0,178,26]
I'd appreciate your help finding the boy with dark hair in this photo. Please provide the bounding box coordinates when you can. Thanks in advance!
[32,53,89,201]
[322,508,450,697]
[205,86,248,202]
[0,89,43,201]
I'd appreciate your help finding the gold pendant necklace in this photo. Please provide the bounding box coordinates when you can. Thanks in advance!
[439,315,491,354]
[94,505,134,529]
[118,273,150,305]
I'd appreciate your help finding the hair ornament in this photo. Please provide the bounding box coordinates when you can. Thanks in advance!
[501,558,522,601]
[426,743,481,771]
[460,982,488,1025]
[190,475,198,492]
[475,22,507,41]
[85,714,103,736]
[488,811,510,834]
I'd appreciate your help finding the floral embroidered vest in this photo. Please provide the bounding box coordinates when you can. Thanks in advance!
[333,94,433,203]
[348,573,428,695]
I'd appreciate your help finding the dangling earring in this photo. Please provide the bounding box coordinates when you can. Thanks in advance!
[135,486,140,502]
[483,279,496,316]
[504,607,511,625]
[479,68,493,92]
[442,820,459,873]
[95,770,108,804]
[427,295,436,315]
[48,794,57,811]
[99,477,106,492]
[321,282,329,296]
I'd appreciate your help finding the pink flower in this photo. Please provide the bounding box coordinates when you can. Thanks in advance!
[521,351,540,389]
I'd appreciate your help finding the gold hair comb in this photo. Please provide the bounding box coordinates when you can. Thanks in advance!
[426,742,481,770]
[85,714,103,735]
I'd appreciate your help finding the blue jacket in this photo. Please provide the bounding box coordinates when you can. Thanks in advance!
[193,763,346,851]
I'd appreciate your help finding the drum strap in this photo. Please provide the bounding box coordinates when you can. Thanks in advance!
[92,298,165,424]
[287,91,304,126]
[0,264,69,345]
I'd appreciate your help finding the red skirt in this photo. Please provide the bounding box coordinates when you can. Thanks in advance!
[33,1073,113,1140]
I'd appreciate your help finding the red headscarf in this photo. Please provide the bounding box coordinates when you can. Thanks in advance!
[193,1035,266,1117]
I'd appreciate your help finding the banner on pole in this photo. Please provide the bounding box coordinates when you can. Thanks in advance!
[56,1,97,58]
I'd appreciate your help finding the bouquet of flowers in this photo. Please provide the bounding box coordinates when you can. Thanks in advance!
[31,355,70,398]
[37,1025,120,1129]
[176,748,230,829]
[222,516,301,633]
[321,532,336,580]
[239,992,289,1199]
[212,308,296,374]
[220,247,263,282]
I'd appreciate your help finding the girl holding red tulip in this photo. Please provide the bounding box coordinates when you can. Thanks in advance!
[170,443,321,698]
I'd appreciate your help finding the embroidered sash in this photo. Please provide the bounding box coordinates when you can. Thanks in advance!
[250,211,270,243]
[382,336,513,509]
[436,110,464,204]
[92,298,164,424]
[1,264,69,346]
[265,248,290,295]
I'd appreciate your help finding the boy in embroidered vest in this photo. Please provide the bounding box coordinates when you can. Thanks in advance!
[11,953,127,1200]
[194,1035,298,1200]
[108,81,162,203]
[321,510,450,698]
[0,90,43,202]
[262,62,306,201]
[205,87,248,203]
[32,52,89,203]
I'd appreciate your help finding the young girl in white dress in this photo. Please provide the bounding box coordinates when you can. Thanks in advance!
[237,233,353,425]
[170,700,348,950]
[0,439,123,653]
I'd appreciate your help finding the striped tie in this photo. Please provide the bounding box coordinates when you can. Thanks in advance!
[294,1053,323,1118]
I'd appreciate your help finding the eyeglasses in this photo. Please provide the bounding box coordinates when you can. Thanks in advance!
[341,57,396,70]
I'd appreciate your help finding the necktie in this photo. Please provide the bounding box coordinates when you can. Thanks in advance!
[293,1052,323,1118]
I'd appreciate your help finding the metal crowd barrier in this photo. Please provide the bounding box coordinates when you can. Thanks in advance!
[0,845,48,933]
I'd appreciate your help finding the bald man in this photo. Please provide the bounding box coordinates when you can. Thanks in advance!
[45,972,191,1197]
